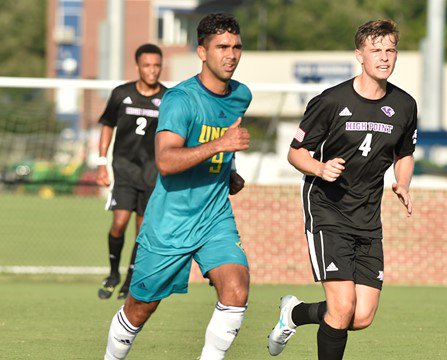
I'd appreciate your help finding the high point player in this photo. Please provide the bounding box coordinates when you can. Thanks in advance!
[96,44,167,300]
[268,20,417,359]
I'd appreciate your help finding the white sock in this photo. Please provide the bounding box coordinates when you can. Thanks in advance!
[200,302,247,360]
[104,306,142,360]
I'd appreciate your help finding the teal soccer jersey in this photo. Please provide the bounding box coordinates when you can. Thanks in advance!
[136,75,252,255]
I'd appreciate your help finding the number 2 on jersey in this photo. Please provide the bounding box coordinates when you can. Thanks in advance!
[135,117,147,135]
[358,133,372,156]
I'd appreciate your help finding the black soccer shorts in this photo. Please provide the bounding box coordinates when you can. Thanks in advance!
[106,184,154,216]
[305,229,384,290]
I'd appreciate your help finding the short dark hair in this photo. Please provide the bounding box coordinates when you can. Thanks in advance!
[197,13,240,46]
[134,43,163,63]
[355,20,399,49]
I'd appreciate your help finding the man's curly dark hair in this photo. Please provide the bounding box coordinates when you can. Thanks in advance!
[134,43,163,63]
[197,13,240,46]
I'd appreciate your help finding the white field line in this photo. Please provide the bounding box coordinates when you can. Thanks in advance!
[0,266,117,275]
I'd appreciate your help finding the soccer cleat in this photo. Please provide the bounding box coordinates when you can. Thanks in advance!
[98,274,120,299]
[268,295,302,356]
[117,285,129,300]
[117,271,133,300]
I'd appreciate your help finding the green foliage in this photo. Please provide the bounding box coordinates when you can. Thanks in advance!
[0,88,58,133]
[414,158,447,176]
[243,116,277,153]
[0,1,53,143]
[0,0,47,77]
[235,0,429,51]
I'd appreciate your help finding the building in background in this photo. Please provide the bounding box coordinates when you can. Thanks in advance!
[47,0,196,81]
[45,0,243,130]
[43,0,447,183]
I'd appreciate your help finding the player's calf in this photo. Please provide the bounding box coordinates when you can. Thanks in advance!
[104,306,143,359]
[200,302,247,360]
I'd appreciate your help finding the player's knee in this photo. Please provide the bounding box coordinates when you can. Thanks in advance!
[233,286,249,307]
[336,298,356,315]
[127,307,154,327]
[352,318,373,330]
[124,299,159,327]
[110,221,127,236]
[327,299,356,328]
[220,283,248,307]
[351,310,376,330]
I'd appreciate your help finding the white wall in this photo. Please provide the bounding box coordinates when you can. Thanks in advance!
[168,50,447,129]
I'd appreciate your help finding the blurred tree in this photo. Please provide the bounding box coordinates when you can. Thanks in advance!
[0,0,47,77]
[235,0,429,52]
[359,0,427,51]
[0,0,54,139]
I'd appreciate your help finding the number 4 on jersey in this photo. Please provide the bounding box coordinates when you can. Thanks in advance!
[359,133,372,156]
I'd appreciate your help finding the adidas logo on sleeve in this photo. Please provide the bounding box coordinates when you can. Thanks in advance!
[123,96,133,104]
[339,107,352,116]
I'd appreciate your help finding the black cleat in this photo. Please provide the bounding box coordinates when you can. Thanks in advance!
[117,285,129,300]
[98,274,120,299]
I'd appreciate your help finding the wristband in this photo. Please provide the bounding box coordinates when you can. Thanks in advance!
[97,156,108,166]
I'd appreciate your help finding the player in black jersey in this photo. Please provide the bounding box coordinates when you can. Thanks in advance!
[268,20,417,359]
[96,44,167,300]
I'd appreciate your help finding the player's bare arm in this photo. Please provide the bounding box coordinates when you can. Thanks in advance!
[393,154,414,217]
[288,147,345,182]
[96,125,114,186]
[156,117,250,176]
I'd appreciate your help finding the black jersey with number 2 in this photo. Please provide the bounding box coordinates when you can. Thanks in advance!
[99,81,167,190]
[291,78,417,238]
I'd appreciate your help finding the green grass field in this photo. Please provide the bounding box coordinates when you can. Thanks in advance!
[2,275,447,359]
[0,193,135,267]
[1,193,446,358]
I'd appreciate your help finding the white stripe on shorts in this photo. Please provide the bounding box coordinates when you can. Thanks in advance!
[307,230,321,281]
[320,231,326,280]
[104,182,114,210]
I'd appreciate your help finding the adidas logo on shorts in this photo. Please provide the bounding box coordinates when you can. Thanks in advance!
[137,282,147,290]
[326,262,339,272]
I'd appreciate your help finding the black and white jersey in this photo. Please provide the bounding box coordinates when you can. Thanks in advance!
[99,81,167,190]
[291,78,417,238]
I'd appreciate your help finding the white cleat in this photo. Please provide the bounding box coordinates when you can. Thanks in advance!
[268,295,302,356]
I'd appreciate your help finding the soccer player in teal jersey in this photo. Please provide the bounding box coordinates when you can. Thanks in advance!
[134,75,252,256]
[104,13,252,360]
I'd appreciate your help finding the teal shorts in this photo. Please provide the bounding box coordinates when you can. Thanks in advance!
[130,236,249,302]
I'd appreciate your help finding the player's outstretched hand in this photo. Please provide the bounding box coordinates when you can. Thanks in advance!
[320,158,345,182]
[392,182,412,217]
[218,118,250,152]
[230,171,245,195]
[96,165,111,187]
